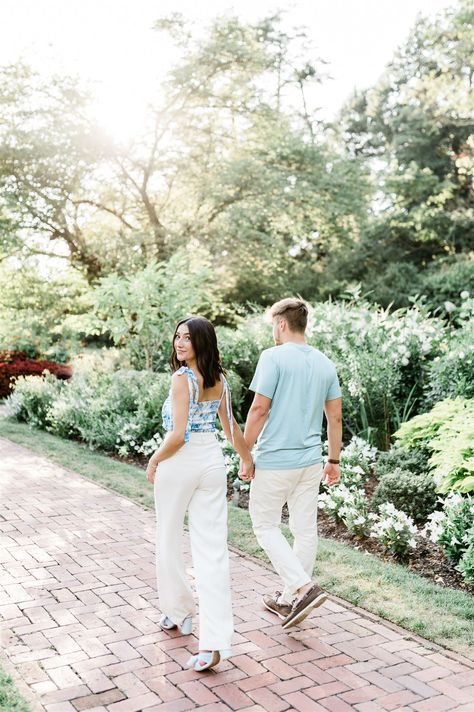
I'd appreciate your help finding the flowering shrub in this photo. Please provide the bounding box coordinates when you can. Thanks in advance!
[318,483,359,523]
[6,373,65,427]
[369,502,418,559]
[6,363,243,461]
[0,350,72,398]
[422,493,474,563]
[457,530,474,584]
[337,436,378,488]
[115,423,163,458]
[306,299,446,446]
[340,436,378,471]
[425,320,474,404]
[318,438,377,531]
[338,488,377,537]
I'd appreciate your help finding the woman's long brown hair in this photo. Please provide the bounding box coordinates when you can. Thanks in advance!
[170,316,225,389]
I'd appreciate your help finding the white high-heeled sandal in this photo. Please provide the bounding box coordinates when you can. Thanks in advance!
[159,614,193,635]
[186,650,220,671]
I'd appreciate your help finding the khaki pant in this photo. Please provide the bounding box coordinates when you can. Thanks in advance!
[249,463,323,603]
[154,432,233,653]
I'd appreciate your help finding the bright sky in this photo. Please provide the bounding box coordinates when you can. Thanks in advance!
[1,0,453,140]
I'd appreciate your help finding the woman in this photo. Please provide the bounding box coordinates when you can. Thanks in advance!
[146,316,254,672]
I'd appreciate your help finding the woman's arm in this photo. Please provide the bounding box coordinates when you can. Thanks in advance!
[218,399,254,479]
[146,373,189,483]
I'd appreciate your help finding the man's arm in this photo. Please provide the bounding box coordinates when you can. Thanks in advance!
[244,393,272,450]
[239,393,271,481]
[323,397,342,486]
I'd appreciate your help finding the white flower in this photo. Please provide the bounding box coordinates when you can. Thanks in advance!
[444,301,456,313]
[460,291,469,299]
[408,538,417,548]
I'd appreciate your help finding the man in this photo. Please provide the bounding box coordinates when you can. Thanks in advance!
[240,298,342,630]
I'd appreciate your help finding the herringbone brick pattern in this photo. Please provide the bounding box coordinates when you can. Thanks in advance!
[1,438,473,711]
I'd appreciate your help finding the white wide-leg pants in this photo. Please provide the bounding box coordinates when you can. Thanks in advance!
[154,432,234,653]
[249,463,323,603]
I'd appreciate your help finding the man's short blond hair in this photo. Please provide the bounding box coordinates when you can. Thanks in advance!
[270,298,309,333]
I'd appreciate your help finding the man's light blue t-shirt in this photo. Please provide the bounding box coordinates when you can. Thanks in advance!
[249,342,341,470]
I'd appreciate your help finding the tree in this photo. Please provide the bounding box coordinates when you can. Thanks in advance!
[335,0,474,306]
[0,261,91,359]
[0,15,370,303]
[0,64,110,279]
[90,248,228,370]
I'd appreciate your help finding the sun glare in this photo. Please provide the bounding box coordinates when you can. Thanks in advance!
[93,84,152,143]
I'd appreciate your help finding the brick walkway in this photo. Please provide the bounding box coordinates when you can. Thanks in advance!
[1,438,473,712]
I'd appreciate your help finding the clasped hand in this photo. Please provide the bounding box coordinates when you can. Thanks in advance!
[238,457,255,481]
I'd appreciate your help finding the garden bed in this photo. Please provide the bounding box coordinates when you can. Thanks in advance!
[232,485,474,596]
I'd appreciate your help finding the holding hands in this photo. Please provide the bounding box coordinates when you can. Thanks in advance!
[239,457,255,482]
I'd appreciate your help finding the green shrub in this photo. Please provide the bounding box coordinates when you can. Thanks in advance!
[217,316,273,389]
[371,468,438,524]
[47,369,171,454]
[91,250,229,371]
[420,255,474,318]
[8,363,244,458]
[5,374,64,427]
[358,261,424,310]
[395,398,474,494]
[374,445,428,479]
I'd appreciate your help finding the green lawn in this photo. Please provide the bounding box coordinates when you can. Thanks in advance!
[0,665,30,712]
[1,417,474,661]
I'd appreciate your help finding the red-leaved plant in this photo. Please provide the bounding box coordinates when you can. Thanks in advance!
[0,351,72,398]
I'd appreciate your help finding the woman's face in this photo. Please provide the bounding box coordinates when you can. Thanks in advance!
[174,324,195,363]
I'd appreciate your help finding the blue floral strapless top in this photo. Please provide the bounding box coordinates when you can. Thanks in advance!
[162,366,234,443]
